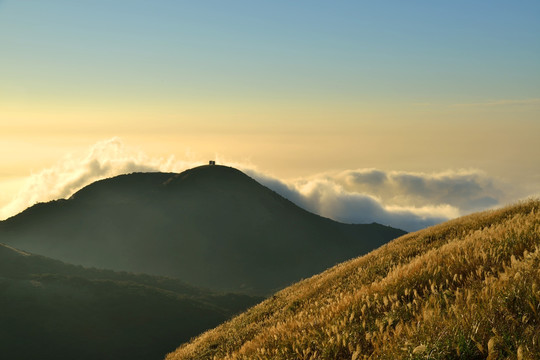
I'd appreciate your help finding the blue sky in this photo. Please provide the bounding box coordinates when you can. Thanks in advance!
[1,0,539,104]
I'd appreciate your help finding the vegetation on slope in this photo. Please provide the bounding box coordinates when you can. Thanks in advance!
[166,199,540,360]
[0,244,261,360]
[0,165,405,295]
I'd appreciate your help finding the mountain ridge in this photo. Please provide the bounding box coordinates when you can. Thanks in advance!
[0,165,405,295]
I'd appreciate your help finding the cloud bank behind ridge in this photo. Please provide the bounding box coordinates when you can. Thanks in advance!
[0,138,518,232]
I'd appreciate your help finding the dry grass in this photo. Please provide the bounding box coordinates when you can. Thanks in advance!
[166,199,540,360]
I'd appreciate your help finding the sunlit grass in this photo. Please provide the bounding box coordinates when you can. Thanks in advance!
[166,199,540,360]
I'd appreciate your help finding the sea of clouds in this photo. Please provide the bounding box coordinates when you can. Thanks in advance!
[0,138,519,232]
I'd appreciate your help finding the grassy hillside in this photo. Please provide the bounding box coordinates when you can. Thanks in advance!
[166,199,540,360]
[0,244,261,360]
[0,165,405,295]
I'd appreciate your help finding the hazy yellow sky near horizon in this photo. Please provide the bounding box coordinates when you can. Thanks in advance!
[2,97,539,184]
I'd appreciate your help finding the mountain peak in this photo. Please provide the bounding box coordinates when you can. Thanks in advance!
[0,166,405,295]
[163,164,251,186]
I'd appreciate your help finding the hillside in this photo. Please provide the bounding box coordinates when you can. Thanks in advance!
[0,243,261,360]
[166,199,540,360]
[0,165,405,295]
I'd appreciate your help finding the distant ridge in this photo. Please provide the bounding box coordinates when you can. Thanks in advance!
[0,165,405,295]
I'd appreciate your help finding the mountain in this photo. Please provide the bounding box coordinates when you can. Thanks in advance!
[0,242,261,360]
[166,199,540,360]
[0,165,405,295]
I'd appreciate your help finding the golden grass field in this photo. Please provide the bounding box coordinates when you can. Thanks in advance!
[166,199,540,360]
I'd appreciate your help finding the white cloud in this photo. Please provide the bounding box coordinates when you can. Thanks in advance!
[244,170,461,232]
[453,98,540,108]
[0,138,198,220]
[334,168,502,212]
[0,138,517,232]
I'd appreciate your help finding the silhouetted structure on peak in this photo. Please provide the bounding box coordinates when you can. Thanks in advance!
[209,160,216,165]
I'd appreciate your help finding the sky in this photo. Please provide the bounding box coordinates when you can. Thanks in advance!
[0,1,539,231]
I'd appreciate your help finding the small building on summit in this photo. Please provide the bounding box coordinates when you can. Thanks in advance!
[209,160,216,165]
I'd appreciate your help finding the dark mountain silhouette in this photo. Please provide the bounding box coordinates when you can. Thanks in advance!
[0,242,261,360]
[0,165,405,295]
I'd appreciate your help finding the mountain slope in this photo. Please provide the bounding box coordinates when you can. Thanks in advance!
[166,199,540,360]
[0,243,261,360]
[0,165,405,294]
